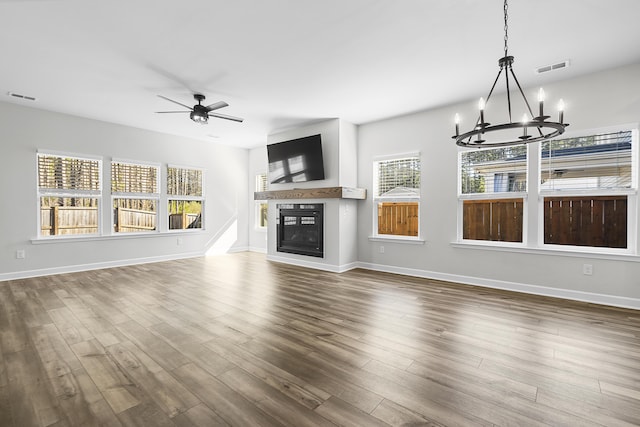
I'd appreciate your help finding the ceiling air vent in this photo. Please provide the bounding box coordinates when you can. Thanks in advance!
[7,92,37,101]
[535,60,570,74]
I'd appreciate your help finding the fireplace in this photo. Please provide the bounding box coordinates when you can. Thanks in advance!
[277,204,324,257]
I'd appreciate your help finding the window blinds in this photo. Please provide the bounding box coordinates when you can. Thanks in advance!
[375,157,421,197]
[111,162,158,193]
[256,173,268,192]
[38,154,100,191]
[541,130,632,191]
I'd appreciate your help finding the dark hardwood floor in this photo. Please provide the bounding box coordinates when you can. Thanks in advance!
[1,252,639,426]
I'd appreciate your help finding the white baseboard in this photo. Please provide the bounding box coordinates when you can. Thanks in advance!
[0,251,203,282]
[248,246,267,254]
[267,254,359,273]
[356,262,640,310]
[227,245,249,253]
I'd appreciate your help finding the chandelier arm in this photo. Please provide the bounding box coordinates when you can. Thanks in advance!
[508,67,544,137]
[485,66,504,105]
[504,64,513,123]
[480,66,505,127]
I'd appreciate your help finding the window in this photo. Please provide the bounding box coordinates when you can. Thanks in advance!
[37,153,101,237]
[541,129,635,249]
[111,160,159,233]
[373,155,421,238]
[255,173,268,229]
[167,166,203,230]
[459,145,527,242]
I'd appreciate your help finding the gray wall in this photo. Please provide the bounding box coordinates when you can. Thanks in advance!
[0,101,249,279]
[356,62,640,308]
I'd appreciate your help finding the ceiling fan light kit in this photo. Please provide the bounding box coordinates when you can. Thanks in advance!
[453,0,568,148]
[189,95,209,124]
[156,93,244,125]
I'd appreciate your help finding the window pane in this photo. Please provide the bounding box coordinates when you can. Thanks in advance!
[111,162,158,193]
[256,173,268,193]
[375,157,420,197]
[113,199,157,233]
[167,167,202,196]
[460,145,527,194]
[168,200,202,229]
[38,154,100,191]
[377,202,419,236]
[462,198,523,242]
[258,202,268,228]
[40,196,98,236]
[541,131,632,191]
[543,196,627,248]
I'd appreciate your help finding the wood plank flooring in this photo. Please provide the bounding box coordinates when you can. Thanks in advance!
[1,252,640,426]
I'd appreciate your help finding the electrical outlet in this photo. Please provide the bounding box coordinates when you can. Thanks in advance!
[16,249,25,259]
[379,245,385,254]
[177,238,183,246]
[583,264,593,275]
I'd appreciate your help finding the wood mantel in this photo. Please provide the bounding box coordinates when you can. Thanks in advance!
[254,186,366,200]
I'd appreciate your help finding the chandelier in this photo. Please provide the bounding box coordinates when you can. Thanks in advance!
[453,0,568,147]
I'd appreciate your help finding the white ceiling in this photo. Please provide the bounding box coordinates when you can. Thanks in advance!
[2,0,640,149]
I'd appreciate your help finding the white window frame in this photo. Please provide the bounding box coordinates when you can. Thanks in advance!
[538,124,638,255]
[36,150,103,239]
[371,152,422,241]
[255,173,268,230]
[167,164,205,231]
[111,159,160,234]
[457,145,529,245]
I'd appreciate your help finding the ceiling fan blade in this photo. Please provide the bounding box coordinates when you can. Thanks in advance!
[156,111,191,113]
[208,112,244,123]
[157,95,193,110]
[205,101,228,111]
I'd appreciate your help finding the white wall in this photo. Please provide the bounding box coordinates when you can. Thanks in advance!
[248,145,268,252]
[339,121,358,187]
[0,101,249,279]
[356,62,640,308]
[268,119,341,189]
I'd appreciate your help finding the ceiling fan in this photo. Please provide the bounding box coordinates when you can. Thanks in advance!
[156,93,244,124]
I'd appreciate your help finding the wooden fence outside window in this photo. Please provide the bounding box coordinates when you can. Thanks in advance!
[40,206,99,236]
[377,202,419,237]
[544,196,627,248]
[463,198,523,242]
[41,207,160,235]
[114,207,156,232]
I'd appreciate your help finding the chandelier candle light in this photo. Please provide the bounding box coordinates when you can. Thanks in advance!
[453,0,568,147]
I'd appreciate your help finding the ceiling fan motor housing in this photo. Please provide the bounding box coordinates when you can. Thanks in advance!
[190,104,209,124]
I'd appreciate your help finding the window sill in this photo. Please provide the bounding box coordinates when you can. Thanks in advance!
[451,240,640,262]
[369,236,425,245]
[31,229,204,244]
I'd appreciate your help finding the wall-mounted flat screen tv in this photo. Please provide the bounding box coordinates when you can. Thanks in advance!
[267,134,325,184]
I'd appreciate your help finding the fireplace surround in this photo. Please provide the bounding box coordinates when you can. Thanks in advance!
[277,204,324,257]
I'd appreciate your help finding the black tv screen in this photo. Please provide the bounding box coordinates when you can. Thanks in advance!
[267,134,325,184]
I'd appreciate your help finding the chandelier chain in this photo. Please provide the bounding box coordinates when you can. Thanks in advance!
[503,0,509,57]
